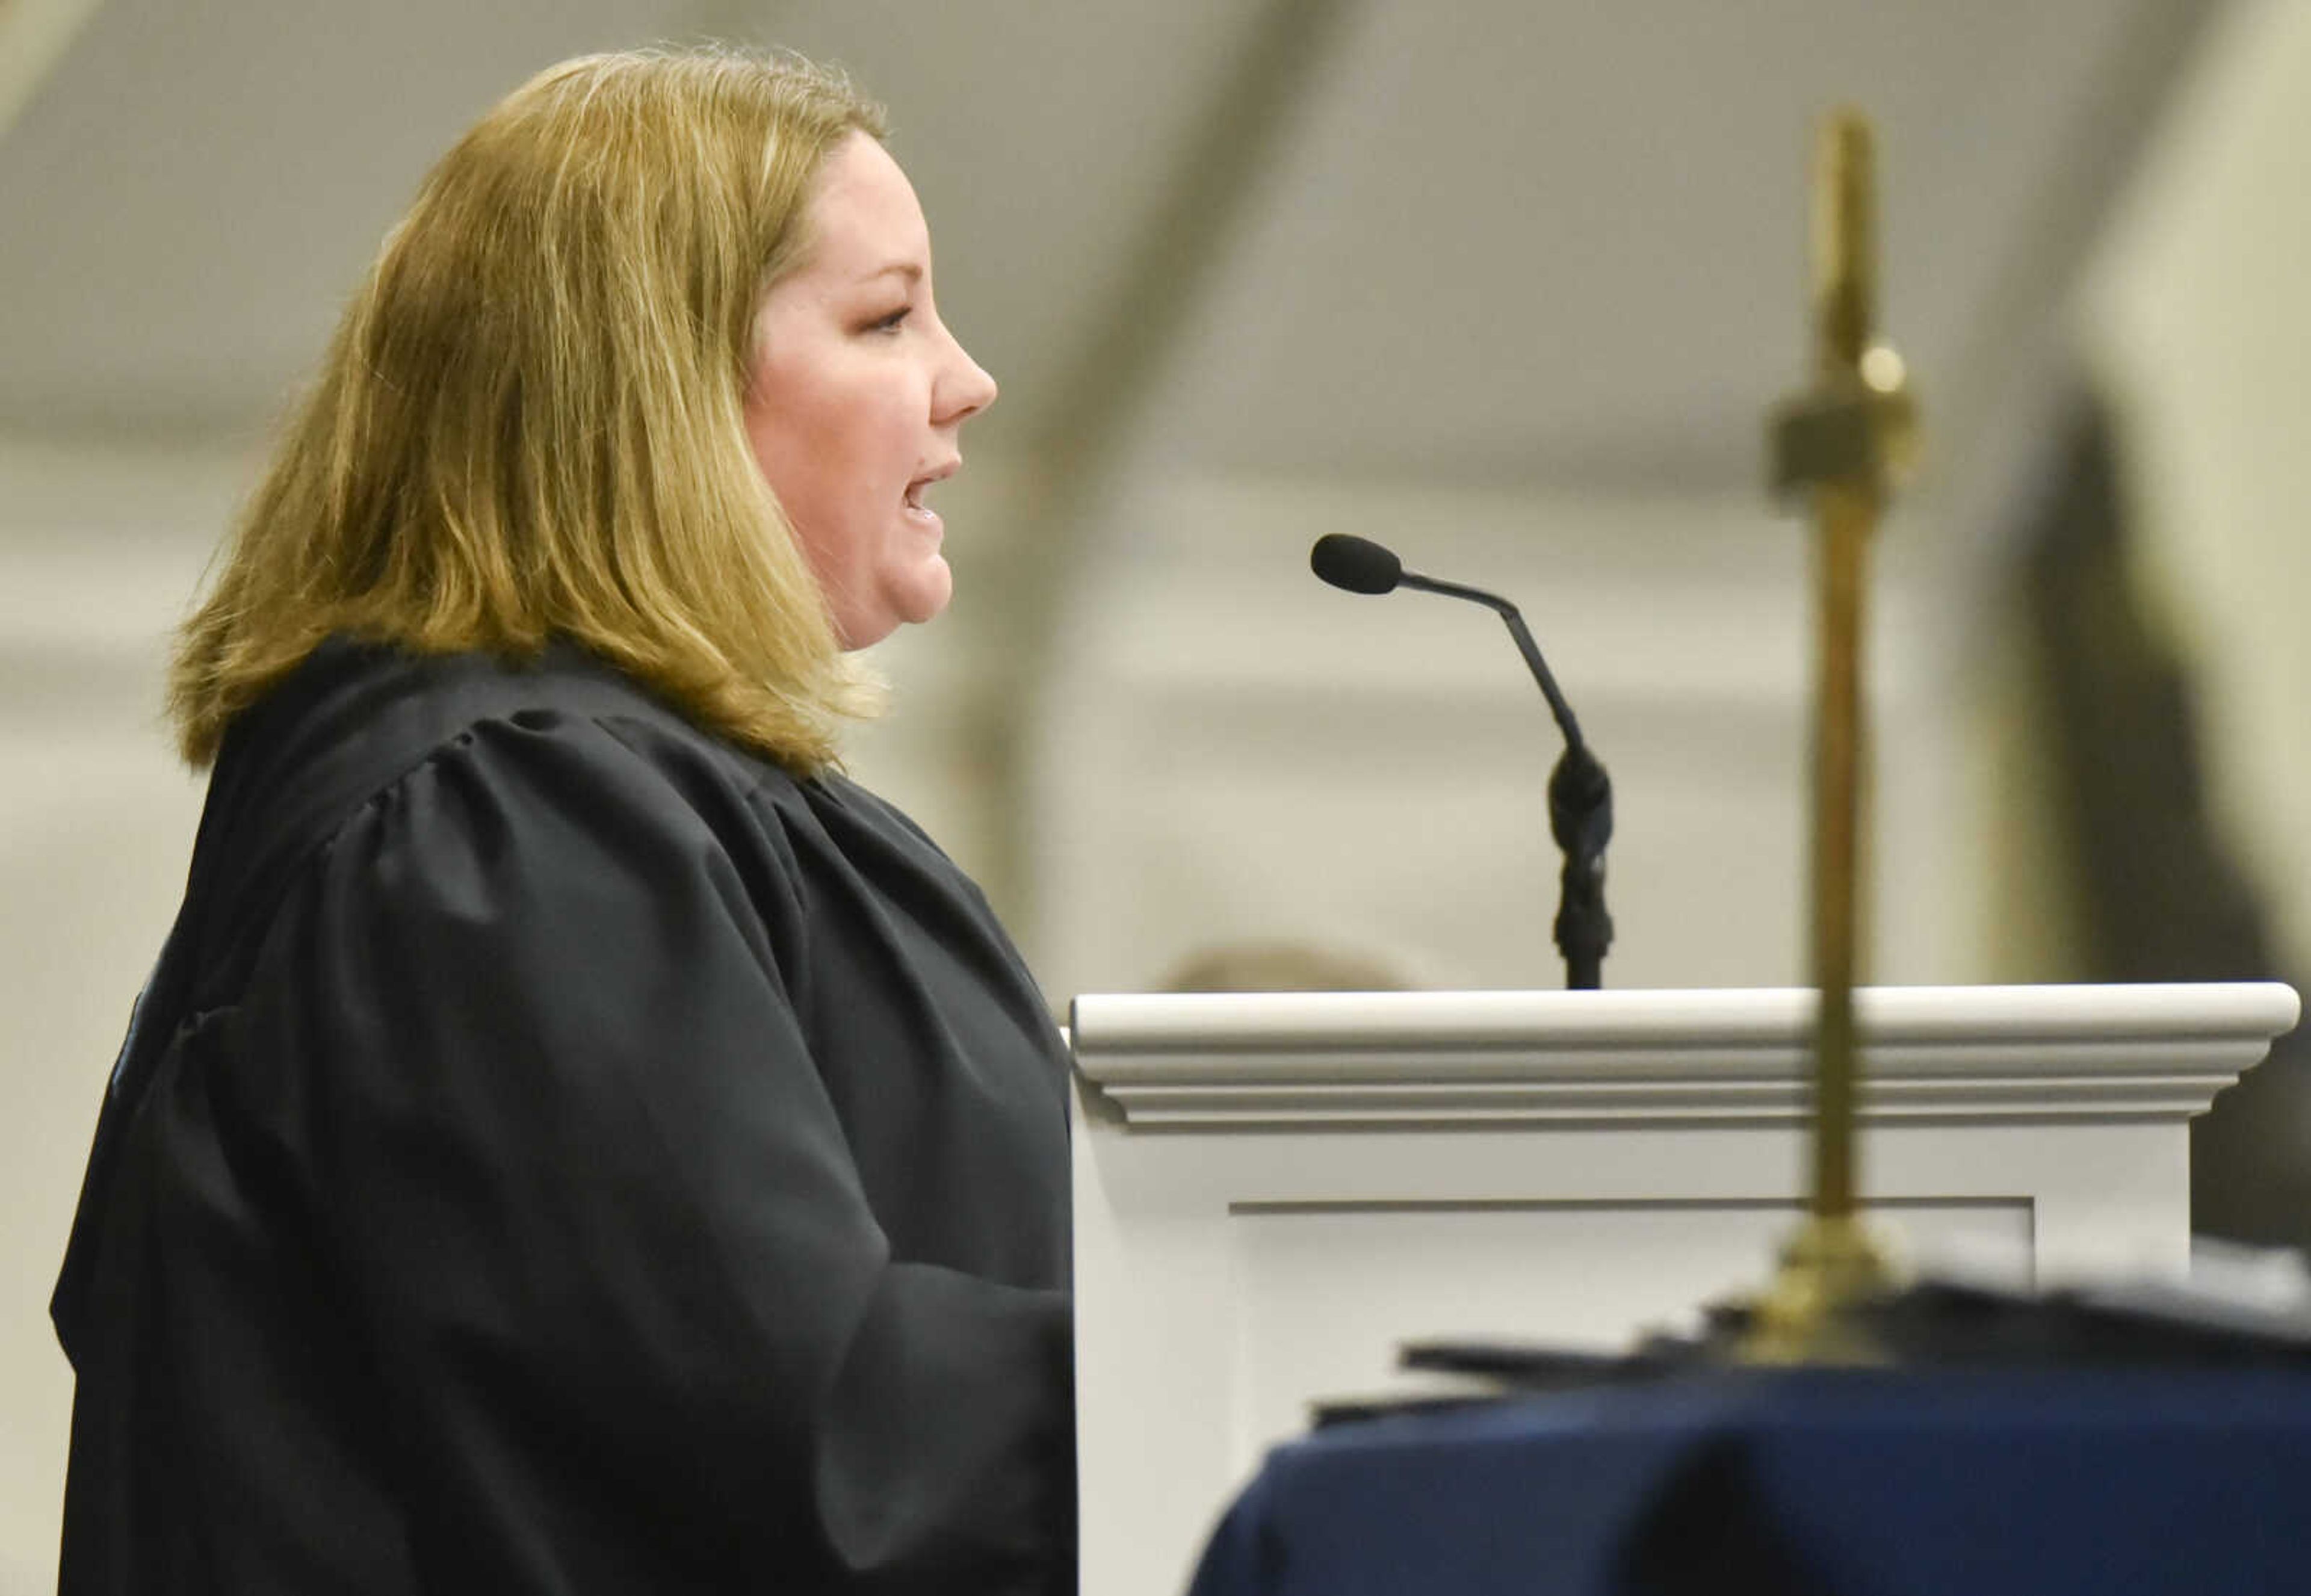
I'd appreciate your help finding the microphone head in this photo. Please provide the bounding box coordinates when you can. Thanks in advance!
[1310,534,1402,595]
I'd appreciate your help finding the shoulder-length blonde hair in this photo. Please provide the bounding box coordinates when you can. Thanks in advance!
[170,46,889,771]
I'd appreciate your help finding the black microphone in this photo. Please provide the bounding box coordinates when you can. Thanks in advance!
[1309,533,1402,595]
[1310,533,1614,989]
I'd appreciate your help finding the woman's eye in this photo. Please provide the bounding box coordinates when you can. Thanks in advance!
[868,306,912,333]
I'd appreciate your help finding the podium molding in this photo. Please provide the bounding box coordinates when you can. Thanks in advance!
[1074,983,2297,1130]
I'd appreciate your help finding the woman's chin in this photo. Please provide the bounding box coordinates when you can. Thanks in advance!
[897,557,955,626]
[835,560,953,650]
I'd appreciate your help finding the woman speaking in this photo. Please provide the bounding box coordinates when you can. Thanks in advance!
[51,46,1074,1595]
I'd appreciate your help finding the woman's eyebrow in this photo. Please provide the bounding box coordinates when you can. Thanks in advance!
[856,261,923,286]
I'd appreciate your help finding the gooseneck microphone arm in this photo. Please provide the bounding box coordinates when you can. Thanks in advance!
[1396,571,1587,755]
[1310,533,1614,989]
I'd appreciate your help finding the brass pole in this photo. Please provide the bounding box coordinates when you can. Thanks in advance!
[1812,481,1869,1223]
[1811,114,1872,1225]
[1745,107,1917,1362]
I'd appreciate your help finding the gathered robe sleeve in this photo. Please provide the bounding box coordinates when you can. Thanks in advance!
[228,714,1072,1593]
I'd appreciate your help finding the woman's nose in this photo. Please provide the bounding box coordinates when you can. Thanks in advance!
[937,329,998,426]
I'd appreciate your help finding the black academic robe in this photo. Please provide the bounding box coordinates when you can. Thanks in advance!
[51,639,1076,1595]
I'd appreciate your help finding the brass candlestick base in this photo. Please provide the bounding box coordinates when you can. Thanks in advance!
[1742,1213,1898,1365]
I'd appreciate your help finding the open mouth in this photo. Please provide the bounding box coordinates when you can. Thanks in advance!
[902,482,939,531]
[905,463,957,527]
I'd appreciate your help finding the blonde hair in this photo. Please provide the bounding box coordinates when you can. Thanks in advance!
[170,46,890,771]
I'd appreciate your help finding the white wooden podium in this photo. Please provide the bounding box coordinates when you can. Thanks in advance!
[1068,982,2301,1596]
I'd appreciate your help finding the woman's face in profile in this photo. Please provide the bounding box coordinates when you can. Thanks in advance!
[745,132,998,649]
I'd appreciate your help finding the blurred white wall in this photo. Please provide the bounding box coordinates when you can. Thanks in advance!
[2078,0,2311,977]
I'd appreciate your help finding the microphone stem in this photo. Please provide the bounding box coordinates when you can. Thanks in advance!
[1399,572,1587,751]
[1395,565,1612,991]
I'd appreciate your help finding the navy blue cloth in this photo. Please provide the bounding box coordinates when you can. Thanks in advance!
[1187,1370,2311,1596]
